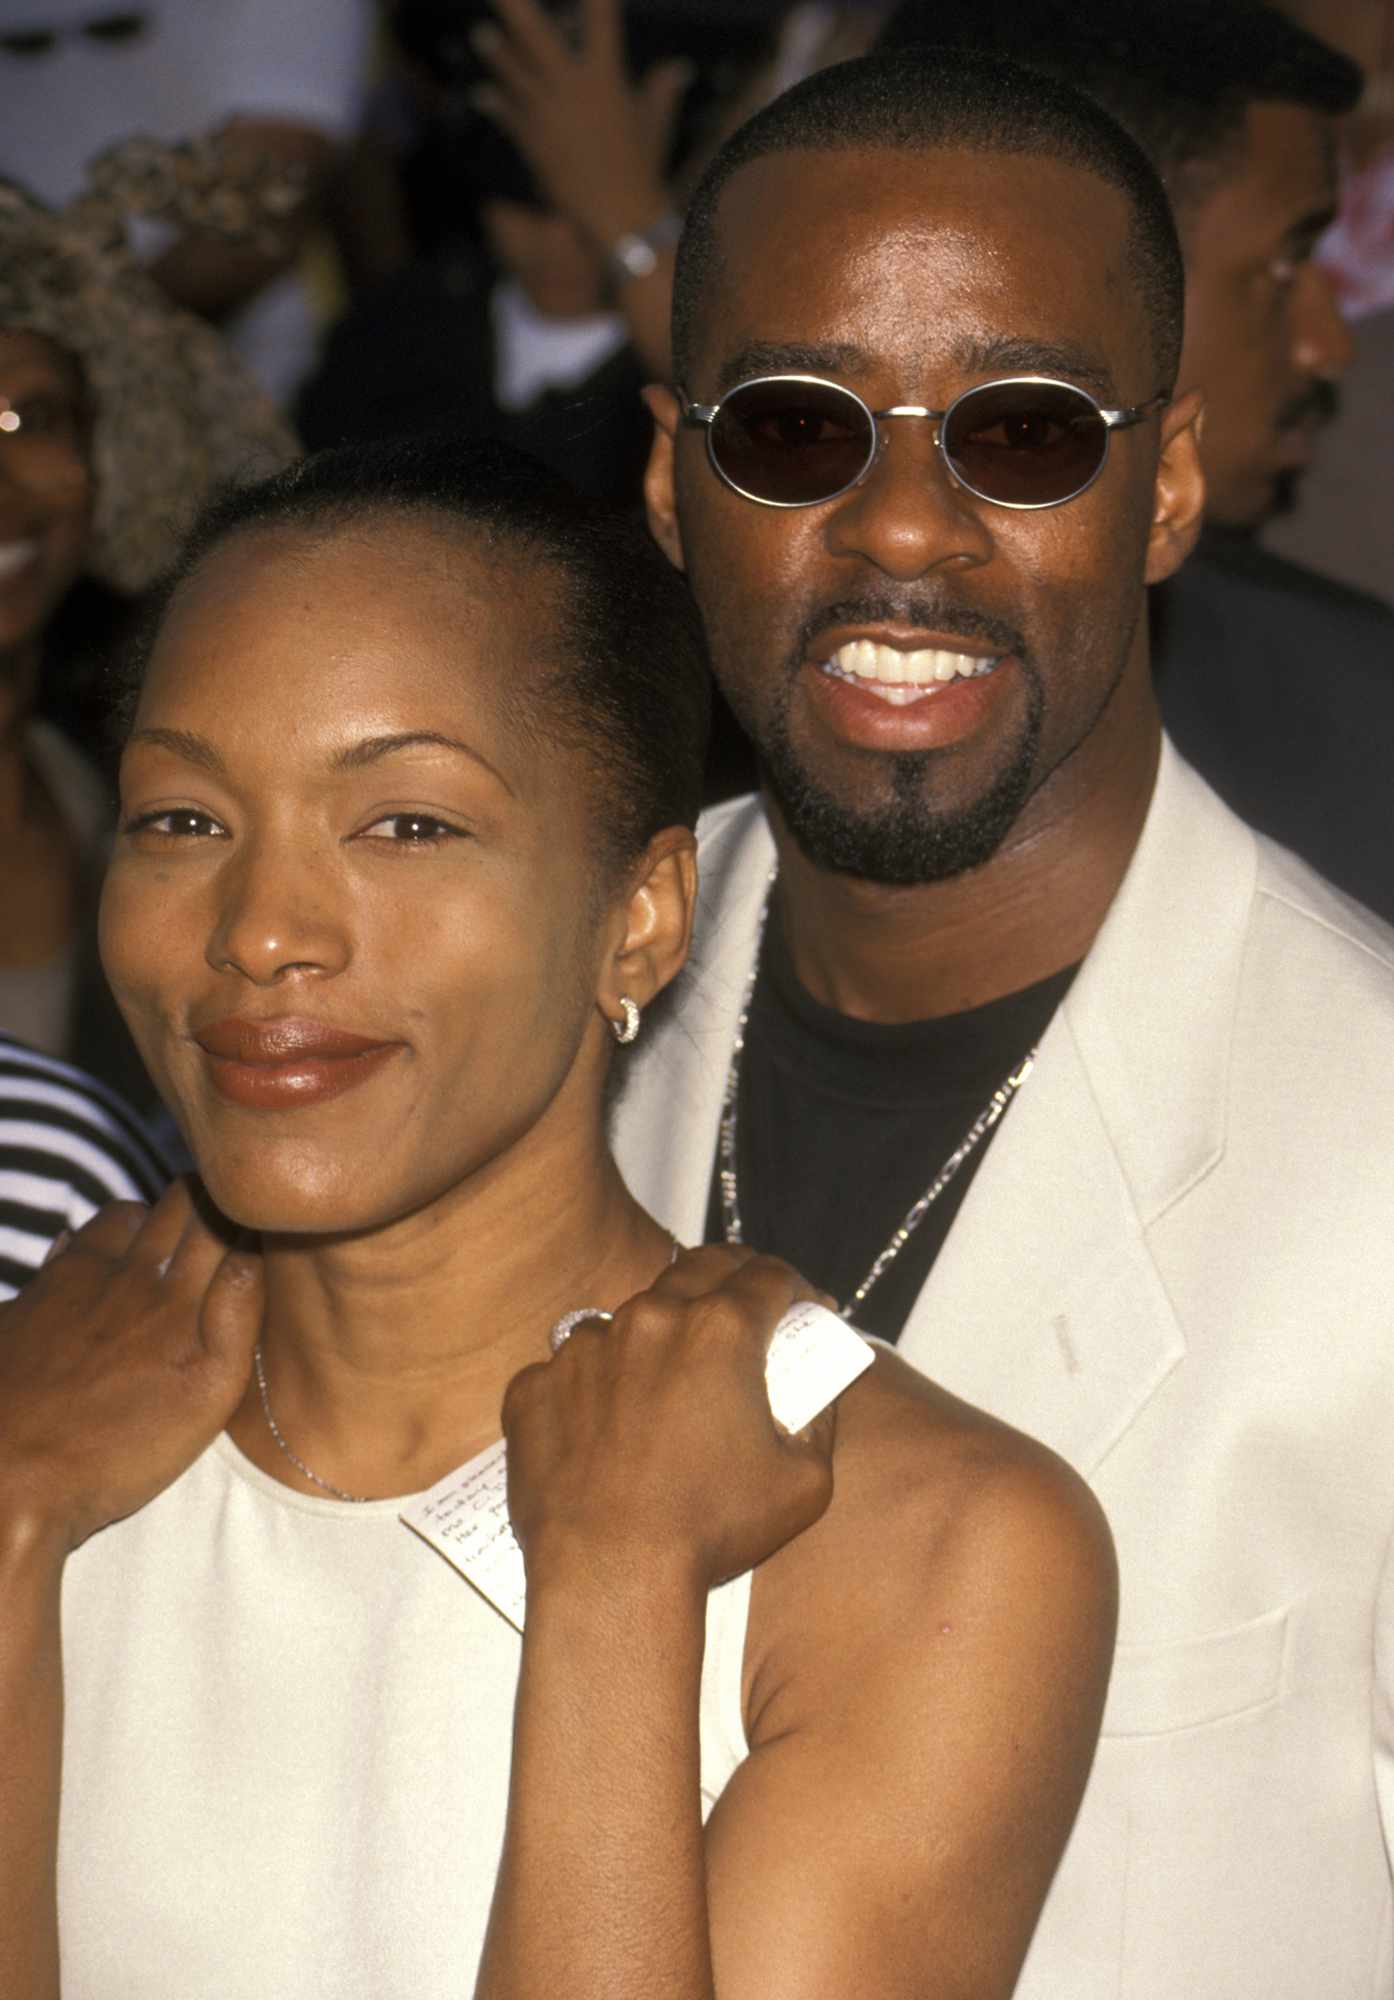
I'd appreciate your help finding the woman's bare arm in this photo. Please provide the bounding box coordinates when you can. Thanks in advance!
[476,1249,830,2000]
[703,1394,1117,1998]
[479,1558,716,1998]
[476,1261,1115,2000]
[0,1518,65,2000]
[0,1189,262,1993]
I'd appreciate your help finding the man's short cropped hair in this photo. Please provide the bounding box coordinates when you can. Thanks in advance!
[879,1,1362,218]
[671,46,1187,389]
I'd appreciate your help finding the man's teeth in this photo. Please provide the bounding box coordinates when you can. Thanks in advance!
[821,639,998,701]
[0,541,38,583]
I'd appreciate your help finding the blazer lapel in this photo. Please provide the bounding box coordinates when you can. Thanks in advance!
[612,798,776,1245]
[900,744,1255,1477]
[897,1003,1189,1477]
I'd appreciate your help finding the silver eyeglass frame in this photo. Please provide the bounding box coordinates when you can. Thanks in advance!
[679,371,1170,512]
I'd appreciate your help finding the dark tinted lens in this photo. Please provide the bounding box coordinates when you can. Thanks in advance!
[942,382,1106,505]
[709,380,873,504]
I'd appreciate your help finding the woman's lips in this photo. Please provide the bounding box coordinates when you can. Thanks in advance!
[193,1017,401,1109]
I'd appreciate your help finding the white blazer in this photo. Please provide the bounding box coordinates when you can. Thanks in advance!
[612,741,1394,1997]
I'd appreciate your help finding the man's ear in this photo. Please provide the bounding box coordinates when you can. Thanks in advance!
[1145,388,1206,585]
[642,384,687,573]
[596,825,697,1038]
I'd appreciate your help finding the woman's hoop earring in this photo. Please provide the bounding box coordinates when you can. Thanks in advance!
[610,996,641,1045]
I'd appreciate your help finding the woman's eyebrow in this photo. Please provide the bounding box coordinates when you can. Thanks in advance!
[126,726,515,797]
[127,726,225,773]
[330,731,515,796]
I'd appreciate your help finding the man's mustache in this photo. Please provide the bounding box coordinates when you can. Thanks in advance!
[1276,378,1340,433]
[794,593,1026,664]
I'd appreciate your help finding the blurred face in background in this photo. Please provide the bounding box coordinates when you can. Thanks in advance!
[1177,99,1353,529]
[0,329,92,666]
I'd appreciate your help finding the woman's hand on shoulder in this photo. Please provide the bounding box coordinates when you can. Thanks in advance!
[502,1245,836,1602]
[0,1181,263,1556]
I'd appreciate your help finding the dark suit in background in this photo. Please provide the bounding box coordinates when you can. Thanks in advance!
[1152,533,1394,922]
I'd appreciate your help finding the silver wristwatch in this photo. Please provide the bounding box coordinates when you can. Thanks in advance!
[605,210,682,286]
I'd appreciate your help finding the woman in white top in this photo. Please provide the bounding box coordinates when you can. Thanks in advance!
[0,434,1115,2000]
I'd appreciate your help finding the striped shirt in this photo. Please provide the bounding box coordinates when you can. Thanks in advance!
[0,1036,170,1298]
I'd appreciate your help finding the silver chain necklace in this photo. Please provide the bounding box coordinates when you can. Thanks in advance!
[718,873,1036,1319]
[253,1239,681,1503]
[254,1344,371,1503]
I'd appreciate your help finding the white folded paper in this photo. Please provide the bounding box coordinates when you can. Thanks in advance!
[400,1300,873,1631]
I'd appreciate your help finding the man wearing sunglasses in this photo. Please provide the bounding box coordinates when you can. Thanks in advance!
[615,42,1394,2000]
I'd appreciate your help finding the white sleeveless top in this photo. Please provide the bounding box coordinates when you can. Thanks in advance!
[57,1433,753,1998]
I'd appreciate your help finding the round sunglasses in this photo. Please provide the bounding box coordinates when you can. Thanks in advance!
[679,372,1169,512]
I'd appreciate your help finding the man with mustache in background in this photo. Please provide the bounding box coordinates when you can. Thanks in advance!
[615,42,1394,1997]
[882,0,1394,920]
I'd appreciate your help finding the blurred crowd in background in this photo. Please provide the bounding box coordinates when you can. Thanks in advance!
[0,0,1391,1108]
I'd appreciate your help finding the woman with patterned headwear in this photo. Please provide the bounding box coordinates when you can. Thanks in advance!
[0,137,297,1096]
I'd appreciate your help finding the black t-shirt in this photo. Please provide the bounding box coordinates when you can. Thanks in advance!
[704,899,1078,1344]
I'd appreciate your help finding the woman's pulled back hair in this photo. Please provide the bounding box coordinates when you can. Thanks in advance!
[118,432,711,872]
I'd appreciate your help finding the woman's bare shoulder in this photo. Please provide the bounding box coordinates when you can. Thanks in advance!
[711,1359,1117,2000]
[840,1344,1110,1556]
[723,1345,1117,1991]
[747,1345,1117,1726]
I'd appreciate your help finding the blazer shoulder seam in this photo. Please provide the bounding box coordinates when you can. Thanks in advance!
[1251,875,1394,981]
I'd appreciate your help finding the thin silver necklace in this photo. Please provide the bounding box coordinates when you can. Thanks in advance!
[254,1344,371,1503]
[718,872,1036,1319]
[253,1239,683,1503]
